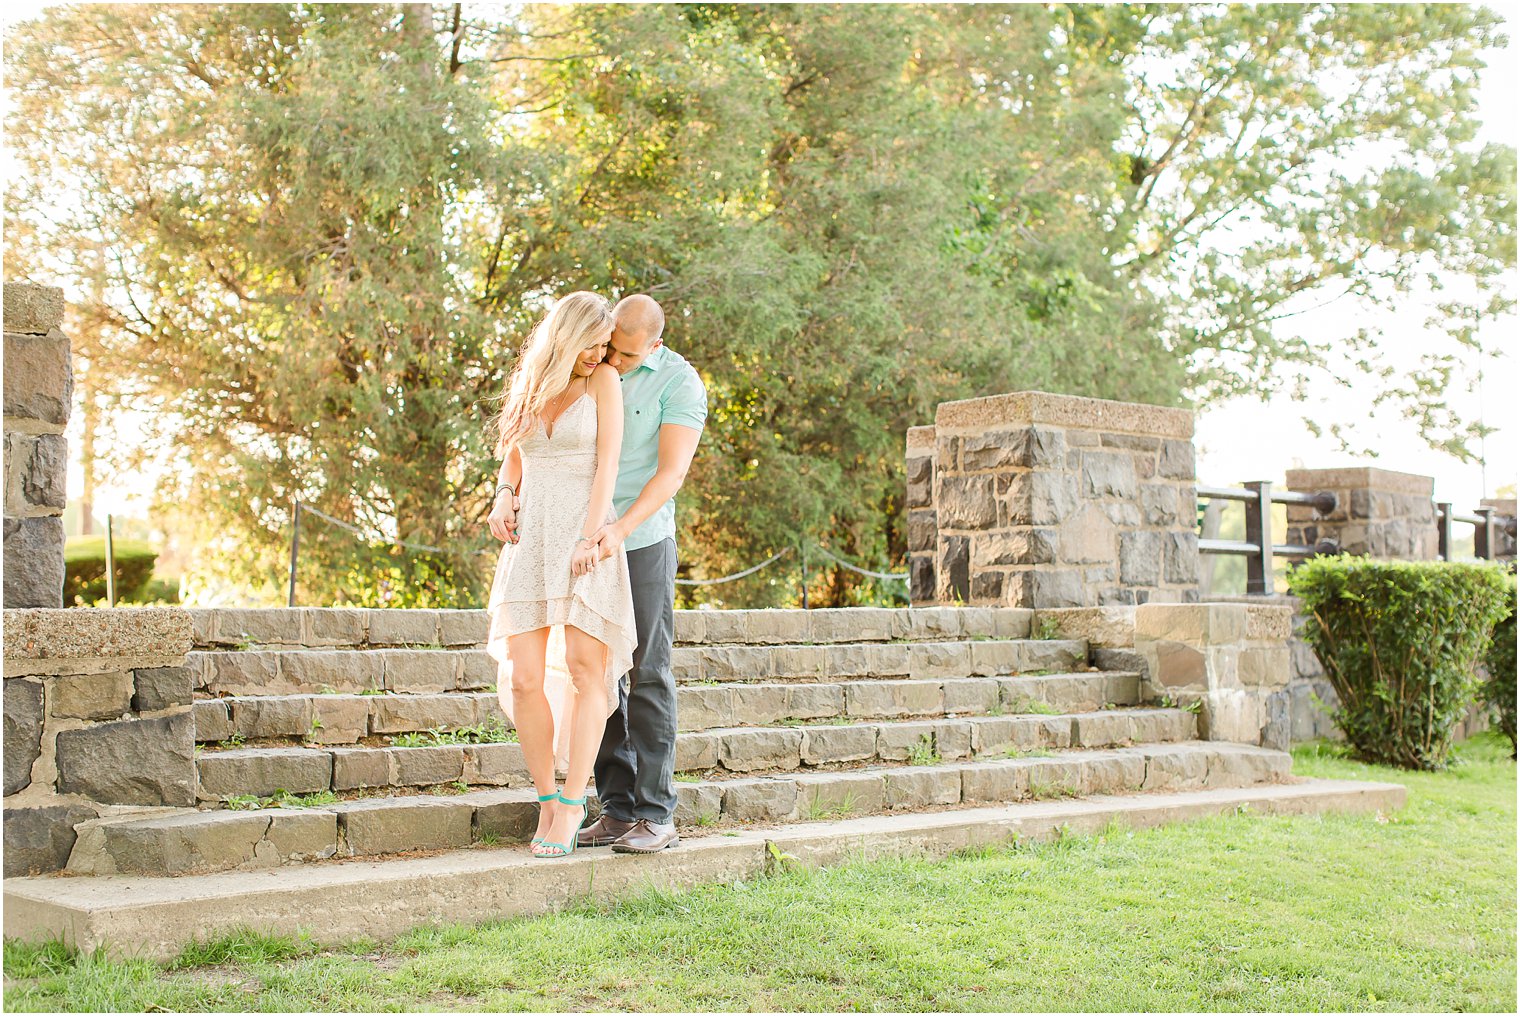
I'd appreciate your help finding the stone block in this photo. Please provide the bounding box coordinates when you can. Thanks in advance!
[93,811,261,875]
[472,790,538,842]
[1015,639,1086,674]
[3,283,64,333]
[1164,532,1199,585]
[674,732,719,772]
[1148,640,1207,689]
[1093,647,1147,679]
[674,783,723,826]
[265,810,339,862]
[3,329,72,424]
[304,608,368,646]
[721,779,798,821]
[937,534,970,602]
[4,677,44,795]
[967,640,1023,677]
[907,641,971,679]
[279,650,384,694]
[1119,531,1163,586]
[1127,708,1195,743]
[4,803,96,876]
[192,699,233,742]
[1022,757,1090,797]
[49,670,134,721]
[942,677,999,714]
[230,695,313,739]
[462,743,528,786]
[331,747,389,791]
[1070,711,1132,748]
[932,720,973,760]
[20,433,67,509]
[961,762,1026,804]
[800,724,878,765]
[936,474,998,530]
[1079,451,1138,500]
[194,746,330,800]
[213,608,303,646]
[883,768,961,808]
[4,516,65,608]
[859,642,914,677]
[769,645,827,680]
[908,510,938,554]
[811,608,895,643]
[57,712,196,806]
[366,610,440,646]
[844,680,943,719]
[438,610,489,646]
[1139,483,1182,526]
[388,745,465,786]
[906,452,934,510]
[677,685,734,731]
[910,554,934,611]
[1057,505,1119,565]
[875,721,940,761]
[897,607,963,641]
[701,645,775,681]
[670,647,703,682]
[783,683,845,720]
[1008,715,1072,749]
[1079,751,1146,794]
[131,666,192,712]
[1205,746,1289,788]
[335,797,474,856]
[368,693,477,734]
[730,684,790,725]
[1139,744,1208,790]
[970,716,1017,753]
[719,728,803,773]
[1003,471,1080,527]
[380,650,457,694]
[1158,440,1195,480]
[307,696,371,744]
[795,771,885,817]
[1239,646,1291,688]
[1033,607,1136,648]
[457,649,498,690]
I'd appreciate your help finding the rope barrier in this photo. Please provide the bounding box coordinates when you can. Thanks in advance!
[808,543,909,582]
[298,502,495,557]
[674,547,792,586]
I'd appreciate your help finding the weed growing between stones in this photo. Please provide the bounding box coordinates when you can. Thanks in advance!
[225,789,339,811]
[907,734,941,767]
[388,717,516,748]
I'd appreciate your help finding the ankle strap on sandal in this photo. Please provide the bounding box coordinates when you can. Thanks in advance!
[557,793,588,806]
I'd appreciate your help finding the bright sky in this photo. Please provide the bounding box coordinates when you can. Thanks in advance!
[5,2,1517,526]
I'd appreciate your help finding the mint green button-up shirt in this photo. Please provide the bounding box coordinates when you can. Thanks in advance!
[614,344,707,552]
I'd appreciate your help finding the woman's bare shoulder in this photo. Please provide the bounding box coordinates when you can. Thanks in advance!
[590,362,621,394]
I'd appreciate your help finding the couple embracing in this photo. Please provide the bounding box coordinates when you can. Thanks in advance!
[483,292,705,860]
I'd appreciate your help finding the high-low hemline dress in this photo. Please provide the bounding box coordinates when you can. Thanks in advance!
[485,392,636,767]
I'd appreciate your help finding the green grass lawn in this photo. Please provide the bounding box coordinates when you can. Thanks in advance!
[5,734,1515,1012]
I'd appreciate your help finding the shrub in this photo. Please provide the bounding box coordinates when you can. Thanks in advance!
[63,535,158,605]
[1481,565,1516,758]
[1288,555,1512,770]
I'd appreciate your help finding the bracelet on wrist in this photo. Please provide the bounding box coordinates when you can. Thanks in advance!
[495,482,516,499]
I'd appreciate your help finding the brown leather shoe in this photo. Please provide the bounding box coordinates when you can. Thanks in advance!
[610,819,680,854]
[576,814,636,848]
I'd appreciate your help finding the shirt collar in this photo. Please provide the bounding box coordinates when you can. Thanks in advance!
[636,343,670,374]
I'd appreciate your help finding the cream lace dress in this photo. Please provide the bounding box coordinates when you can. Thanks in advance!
[486,389,636,767]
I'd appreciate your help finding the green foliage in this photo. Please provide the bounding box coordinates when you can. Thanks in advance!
[1480,566,1516,758]
[224,789,338,810]
[906,733,941,767]
[5,4,1512,608]
[1288,556,1513,769]
[62,536,157,605]
[388,717,516,748]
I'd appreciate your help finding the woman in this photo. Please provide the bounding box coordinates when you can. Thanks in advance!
[485,291,636,859]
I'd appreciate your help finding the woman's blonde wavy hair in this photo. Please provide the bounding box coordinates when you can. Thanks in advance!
[493,291,614,457]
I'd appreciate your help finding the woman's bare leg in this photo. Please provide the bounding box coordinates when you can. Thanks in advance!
[542,624,610,850]
[507,628,556,843]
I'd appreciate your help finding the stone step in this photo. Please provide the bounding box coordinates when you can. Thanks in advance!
[191,708,1197,800]
[192,672,1144,744]
[187,606,1035,650]
[186,639,1090,697]
[19,777,1405,960]
[73,741,1289,877]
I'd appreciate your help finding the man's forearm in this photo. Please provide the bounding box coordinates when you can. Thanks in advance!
[615,467,688,537]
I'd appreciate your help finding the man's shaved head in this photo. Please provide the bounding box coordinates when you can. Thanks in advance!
[613,294,665,346]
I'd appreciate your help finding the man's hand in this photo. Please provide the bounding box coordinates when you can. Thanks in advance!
[594,521,627,561]
[487,493,522,544]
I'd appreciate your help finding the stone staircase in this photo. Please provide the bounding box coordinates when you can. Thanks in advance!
[4,605,1404,958]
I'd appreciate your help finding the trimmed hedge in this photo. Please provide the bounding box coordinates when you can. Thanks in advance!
[63,535,158,605]
[1289,555,1512,770]
[1482,566,1516,758]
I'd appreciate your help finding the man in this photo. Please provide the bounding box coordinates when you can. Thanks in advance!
[578,293,705,853]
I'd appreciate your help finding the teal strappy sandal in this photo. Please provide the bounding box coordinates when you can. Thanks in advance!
[532,792,587,859]
[530,791,559,848]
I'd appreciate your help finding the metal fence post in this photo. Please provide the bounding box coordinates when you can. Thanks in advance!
[1243,481,1273,595]
[1474,506,1495,561]
[1437,502,1453,561]
[799,540,810,610]
[288,500,302,607]
[105,513,116,607]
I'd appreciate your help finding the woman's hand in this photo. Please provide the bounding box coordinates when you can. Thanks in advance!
[571,538,600,576]
[488,491,521,544]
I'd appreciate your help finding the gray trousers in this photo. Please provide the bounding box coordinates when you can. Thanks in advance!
[594,537,678,823]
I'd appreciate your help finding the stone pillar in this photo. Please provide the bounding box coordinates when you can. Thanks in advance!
[3,608,195,876]
[1283,467,1437,560]
[1480,497,1516,561]
[905,426,936,605]
[3,283,72,608]
[928,390,1198,608]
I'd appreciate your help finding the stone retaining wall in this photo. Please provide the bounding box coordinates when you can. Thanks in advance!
[3,283,72,609]
[3,608,195,875]
[915,391,1199,608]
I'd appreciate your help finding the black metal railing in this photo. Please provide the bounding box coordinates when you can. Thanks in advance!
[1437,503,1519,562]
[1197,482,1340,595]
